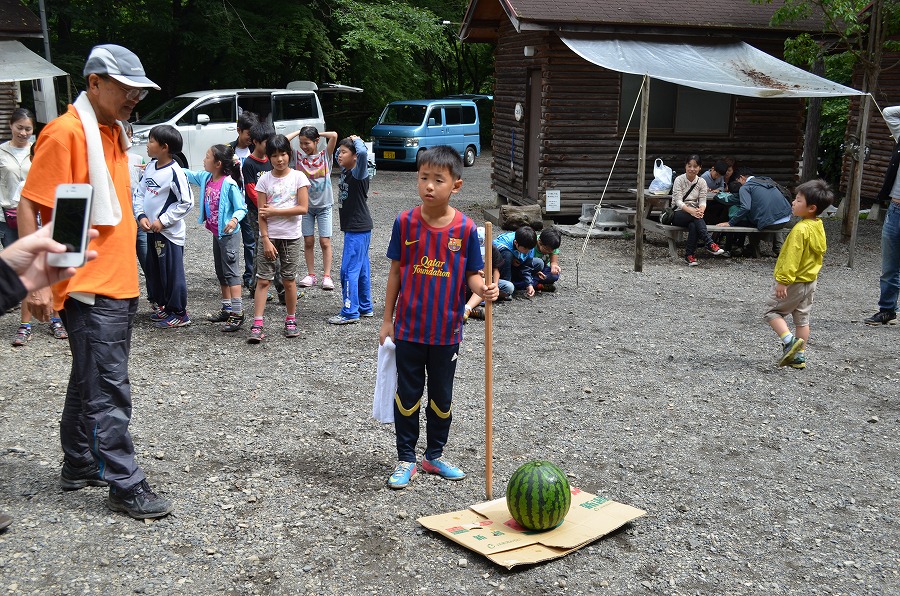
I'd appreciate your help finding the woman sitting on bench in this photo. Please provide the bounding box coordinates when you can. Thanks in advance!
[671,154,726,267]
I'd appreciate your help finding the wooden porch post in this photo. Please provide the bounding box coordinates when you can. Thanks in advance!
[634,75,650,272]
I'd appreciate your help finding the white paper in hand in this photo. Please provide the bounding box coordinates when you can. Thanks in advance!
[373,338,397,423]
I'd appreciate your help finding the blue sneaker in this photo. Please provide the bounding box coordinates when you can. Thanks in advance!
[149,308,169,322]
[387,461,417,489]
[420,457,466,480]
[155,312,191,328]
[778,337,805,367]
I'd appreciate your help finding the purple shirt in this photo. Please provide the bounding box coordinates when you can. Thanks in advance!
[204,176,224,234]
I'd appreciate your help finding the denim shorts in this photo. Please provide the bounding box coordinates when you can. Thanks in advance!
[301,205,333,238]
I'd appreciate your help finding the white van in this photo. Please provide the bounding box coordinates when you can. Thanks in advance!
[130,88,326,169]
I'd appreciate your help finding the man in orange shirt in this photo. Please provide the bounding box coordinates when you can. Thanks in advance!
[18,45,173,520]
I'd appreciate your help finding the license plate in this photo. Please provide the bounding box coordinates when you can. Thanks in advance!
[383,151,395,159]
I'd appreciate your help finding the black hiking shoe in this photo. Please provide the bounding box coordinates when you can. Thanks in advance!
[864,310,897,326]
[108,480,173,519]
[221,312,245,332]
[60,460,108,491]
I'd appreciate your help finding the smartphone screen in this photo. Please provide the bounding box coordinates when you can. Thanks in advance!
[52,196,89,252]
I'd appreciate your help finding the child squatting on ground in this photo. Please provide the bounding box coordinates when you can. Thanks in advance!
[247,134,310,343]
[186,144,248,332]
[379,145,499,489]
[493,225,541,296]
[132,124,193,328]
[764,179,834,369]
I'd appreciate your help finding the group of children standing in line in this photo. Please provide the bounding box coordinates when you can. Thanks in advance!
[129,113,374,343]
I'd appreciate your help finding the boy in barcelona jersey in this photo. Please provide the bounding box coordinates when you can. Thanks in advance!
[379,145,498,490]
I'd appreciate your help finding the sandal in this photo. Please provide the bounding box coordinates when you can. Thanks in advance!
[49,319,68,339]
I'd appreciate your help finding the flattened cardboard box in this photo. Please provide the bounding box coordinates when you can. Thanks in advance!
[418,487,645,569]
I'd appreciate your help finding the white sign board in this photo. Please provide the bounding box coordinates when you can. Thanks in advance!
[545,189,561,212]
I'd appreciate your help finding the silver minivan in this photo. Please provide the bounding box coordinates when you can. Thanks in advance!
[130,88,325,169]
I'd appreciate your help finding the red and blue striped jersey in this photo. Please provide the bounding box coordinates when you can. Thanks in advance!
[386,207,484,345]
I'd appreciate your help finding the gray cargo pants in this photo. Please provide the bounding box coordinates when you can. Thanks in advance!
[59,296,145,491]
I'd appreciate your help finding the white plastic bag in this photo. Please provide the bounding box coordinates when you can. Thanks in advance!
[372,338,397,423]
[648,158,673,194]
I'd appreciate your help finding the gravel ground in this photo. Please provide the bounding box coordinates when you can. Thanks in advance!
[0,153,897,595]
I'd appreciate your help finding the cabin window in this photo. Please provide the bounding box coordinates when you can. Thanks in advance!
[619,74,732,134]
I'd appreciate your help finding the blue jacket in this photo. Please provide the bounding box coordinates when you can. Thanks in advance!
[729,176,791,230]
[185,169,247,237]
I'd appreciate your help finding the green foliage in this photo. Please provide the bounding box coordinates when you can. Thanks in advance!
[22,0,495,137]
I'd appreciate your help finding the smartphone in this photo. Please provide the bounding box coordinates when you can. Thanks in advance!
[47,184,93,268]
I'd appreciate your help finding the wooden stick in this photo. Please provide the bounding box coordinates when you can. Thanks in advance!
[484,222,494,500]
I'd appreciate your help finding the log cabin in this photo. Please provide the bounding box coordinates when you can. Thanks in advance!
[460,0,834,218]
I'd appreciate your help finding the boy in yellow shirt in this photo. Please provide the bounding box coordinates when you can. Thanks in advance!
[764,180,834,369]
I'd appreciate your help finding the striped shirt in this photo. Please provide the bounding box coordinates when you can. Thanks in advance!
[387,206,483,345]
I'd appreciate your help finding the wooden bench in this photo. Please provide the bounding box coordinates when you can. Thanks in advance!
[635,193,777,258]
[641,218,778,258]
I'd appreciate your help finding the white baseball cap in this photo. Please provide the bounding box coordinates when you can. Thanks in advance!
[83,44,160,90]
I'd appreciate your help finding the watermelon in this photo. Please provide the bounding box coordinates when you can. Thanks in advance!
[506,460,571,531]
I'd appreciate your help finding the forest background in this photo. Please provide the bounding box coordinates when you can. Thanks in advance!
[20,0,494,140]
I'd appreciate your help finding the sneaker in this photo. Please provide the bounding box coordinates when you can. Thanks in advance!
[283,319,300,338]
[206,309,231,323]
[707,242,725,256]
[155,312,191,328]
[60,460,108,491]
[0,512,11,532]
[360,311,375,318]
[387,461,417,489]
[49,319,68,339]
[222,312,245,332]
[788,352,807,370]
[536,283,556,292]
[298,274,317,288]
[778,337,806,367]
[107,480,173,520]
[11,324,31,347]
[247,324,266,344]
[420,457,466,480]
[864,310,897,326]
[322,276,334,291]
[327,314,358,325]
[685,255,698,267]
[469,306,485,320]
[150,309,170,322]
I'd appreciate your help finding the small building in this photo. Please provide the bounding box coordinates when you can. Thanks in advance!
[460,0,830,218]
[842,48,900,204]
[0,0,64,138]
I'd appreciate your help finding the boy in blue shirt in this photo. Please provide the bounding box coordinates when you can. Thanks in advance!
[379,145,498,489]
[494,226,542,297]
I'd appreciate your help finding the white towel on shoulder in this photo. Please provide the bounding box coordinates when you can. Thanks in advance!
[372,338,397,424]
[72,92,127,226]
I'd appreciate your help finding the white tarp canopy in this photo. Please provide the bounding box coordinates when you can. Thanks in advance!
[0,40,67,82]
[559,36,863,99]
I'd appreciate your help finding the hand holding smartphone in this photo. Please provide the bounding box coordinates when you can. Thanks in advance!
[47,184,93,268]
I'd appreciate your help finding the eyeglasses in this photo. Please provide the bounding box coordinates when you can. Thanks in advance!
[100,76,149,101]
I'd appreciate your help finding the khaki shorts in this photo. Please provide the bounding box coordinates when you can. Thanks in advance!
[763,280,816,327]
[255,237,302,281]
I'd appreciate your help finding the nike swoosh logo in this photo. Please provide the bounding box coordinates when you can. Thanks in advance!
[404,240,419,245]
